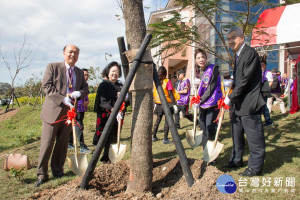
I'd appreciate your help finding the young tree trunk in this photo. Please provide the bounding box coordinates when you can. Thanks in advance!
[123,0,154,195]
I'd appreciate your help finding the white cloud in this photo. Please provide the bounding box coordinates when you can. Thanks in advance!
[0,0,167,86]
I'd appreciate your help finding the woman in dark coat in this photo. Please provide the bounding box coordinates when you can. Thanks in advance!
[93,61,123,163]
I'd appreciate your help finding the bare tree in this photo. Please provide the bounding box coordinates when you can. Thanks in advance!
[87,66,103,87]
[122,0,154,195]
[149,0,277,68]
[0,34,37,110]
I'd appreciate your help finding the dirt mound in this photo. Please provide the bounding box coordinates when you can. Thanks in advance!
[32,158,239,199]
[0,108,19,123]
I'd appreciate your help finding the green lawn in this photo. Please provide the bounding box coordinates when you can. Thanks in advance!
[0,105,299,199]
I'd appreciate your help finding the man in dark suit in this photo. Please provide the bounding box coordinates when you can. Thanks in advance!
[223,27,265,177]
[36,44,88,187]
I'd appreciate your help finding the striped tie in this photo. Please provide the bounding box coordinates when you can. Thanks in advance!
[68,67,74,93]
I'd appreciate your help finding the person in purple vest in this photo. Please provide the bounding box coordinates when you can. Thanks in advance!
[261,60,273,126]
[174,70,193,128]
[282,73,289,92]
[282,73,294,97]
[68,68,91,153]
[267,68,286,114]
[194,48,222,165]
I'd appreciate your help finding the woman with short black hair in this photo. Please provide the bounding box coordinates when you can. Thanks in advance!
[93,61,124,163]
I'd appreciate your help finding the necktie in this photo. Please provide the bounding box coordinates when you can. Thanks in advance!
[68,67,74,93]
[235,54,239,68]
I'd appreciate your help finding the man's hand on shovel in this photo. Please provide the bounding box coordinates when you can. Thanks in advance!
[63,96,74,108]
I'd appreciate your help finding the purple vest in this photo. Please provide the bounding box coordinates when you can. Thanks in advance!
[272,74,282,94]
[198,64,222,108]
[77,96,89,112]
[262,70,269,82]
[177,78,190,105]
[284,78,294,91]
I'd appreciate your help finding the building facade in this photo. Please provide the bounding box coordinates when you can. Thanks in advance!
[148,0,280,88]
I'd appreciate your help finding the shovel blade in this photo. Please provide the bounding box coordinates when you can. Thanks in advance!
[203,141,224,163]
[186,129,203,148]
[109,144,127,164]
[67,153,88,176]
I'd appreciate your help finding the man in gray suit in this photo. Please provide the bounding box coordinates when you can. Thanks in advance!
[36,44,88,187]
[223,27,265,177]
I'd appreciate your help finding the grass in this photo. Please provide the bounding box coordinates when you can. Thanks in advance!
[0,104,299,199]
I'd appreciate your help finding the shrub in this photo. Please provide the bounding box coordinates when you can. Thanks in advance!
[17,96,44,106]
[10,167,26,181]
[87,93,96,112]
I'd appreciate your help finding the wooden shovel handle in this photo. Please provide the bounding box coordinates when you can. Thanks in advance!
[72,98,78,149]
[213,84,232,145]
[192,82,199,136]
[117,117,122,152]
[193,107,197,138]
[71,98,79,167]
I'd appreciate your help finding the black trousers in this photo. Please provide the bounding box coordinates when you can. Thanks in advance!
[230,109,265,173]
[261,96,272,124]
[152,105,174,140]
[69,112,86,147]
[93,112,118,161]
[199,106,219,149]
[174,105,193,126]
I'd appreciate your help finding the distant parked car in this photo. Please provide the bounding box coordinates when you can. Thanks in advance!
[0,99,7,106]
[7,99,13,105]
[0,99,13,106]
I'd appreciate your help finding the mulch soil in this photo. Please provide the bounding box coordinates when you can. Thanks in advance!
[0,108,19,123]
[1,108,239,199]
[31,158,239,199]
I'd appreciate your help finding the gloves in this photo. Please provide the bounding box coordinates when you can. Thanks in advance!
[224,96,231,105]
[71,91,81,99]
[173,105,179,114]
[192,103,199,110]
[63,97,74,108]
[117,111,123,121]
[194,78,200,85]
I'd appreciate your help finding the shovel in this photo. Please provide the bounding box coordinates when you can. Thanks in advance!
[186,107,203,148]
[203,86,232,163]
[67,98,88,176]
[202,106,225,163]
[108,116,127,163]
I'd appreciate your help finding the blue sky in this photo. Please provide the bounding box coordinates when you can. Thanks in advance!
[0,0,168,86]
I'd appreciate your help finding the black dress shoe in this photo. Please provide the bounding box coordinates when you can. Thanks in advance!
[100,155,111,164]
[222,162,241,169]
[152,137,159,142]
[101,160,111,164]
[53,173,64,178]
[238,168,261,177]
[207,160,217,166]
[35,179,47,187]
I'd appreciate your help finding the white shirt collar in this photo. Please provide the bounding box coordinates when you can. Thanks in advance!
[65,61,74,69]
[236,42,245,57]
